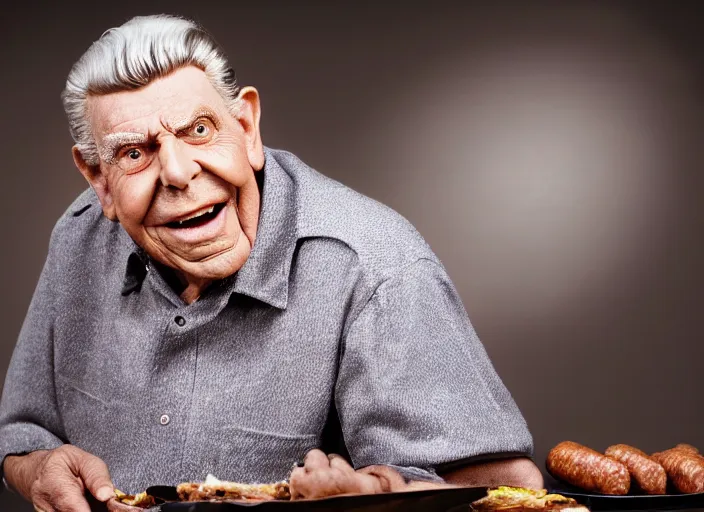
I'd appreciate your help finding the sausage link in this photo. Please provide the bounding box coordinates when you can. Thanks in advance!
[604,444,666,494]
[674,444,699,455]
[547,441,630,495]
[652,448,704,494]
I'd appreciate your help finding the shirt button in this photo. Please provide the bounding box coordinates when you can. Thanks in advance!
[174,316,186,326]
[160,414,170,426]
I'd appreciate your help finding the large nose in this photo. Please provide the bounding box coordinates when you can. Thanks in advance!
[158,137,201,189]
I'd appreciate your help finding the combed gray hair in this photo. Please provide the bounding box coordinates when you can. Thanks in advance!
[62,14,240,166]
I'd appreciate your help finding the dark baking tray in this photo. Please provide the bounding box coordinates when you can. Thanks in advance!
[553,489,704,511]
[546,475,704,511]
[152,486,487,512]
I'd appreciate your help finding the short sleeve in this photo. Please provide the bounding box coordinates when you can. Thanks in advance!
[336,258,533,472]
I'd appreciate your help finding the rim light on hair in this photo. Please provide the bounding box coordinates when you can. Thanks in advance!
[61,14,240,167]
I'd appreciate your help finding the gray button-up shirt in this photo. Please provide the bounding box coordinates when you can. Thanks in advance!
[0,148,532,493]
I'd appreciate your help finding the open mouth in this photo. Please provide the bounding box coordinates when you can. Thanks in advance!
[166,202,227,229]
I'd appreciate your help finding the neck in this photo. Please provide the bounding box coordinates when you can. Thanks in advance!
[151,260,212,304]
[180,278,211,304]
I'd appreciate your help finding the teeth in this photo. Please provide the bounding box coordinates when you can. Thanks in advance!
[177,205,215,224]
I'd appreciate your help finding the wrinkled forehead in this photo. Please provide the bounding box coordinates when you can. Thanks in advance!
[86,66,230,139]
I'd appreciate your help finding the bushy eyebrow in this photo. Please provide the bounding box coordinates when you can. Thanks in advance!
[167,106,221,133]
[98,106,221,164]
[100,132,149,164]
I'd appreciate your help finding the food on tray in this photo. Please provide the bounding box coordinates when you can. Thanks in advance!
[547,441,630,495]
[176,473,291,502]
[111,474,290,508]
[547,441,704,496]
[651,447,704,494]
[113,489,156,508]
[674,444,699,455]
[471,486,589,511]
[604,444,666,494]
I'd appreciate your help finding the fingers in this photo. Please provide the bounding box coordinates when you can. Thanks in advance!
[301,449,330,471]
[358,465,407,493]
[106,498,144,512]
[31,454,92,512]
[70,450,114,501]
[289,450,385,500]
[290,449,335,499]
[289,465,307,499]
[328,453,354,472]
[29,445,113,512]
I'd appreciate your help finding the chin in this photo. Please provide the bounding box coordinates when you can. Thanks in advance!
[179,246,251,281]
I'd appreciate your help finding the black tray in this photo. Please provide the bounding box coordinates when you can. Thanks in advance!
[554,489,704,511]
[546,475,704,511]
[151,486,487,512]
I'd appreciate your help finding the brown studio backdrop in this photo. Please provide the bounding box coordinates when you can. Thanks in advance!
[0,1,702,508]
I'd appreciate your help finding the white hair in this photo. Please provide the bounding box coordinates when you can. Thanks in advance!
[62,14,240,166]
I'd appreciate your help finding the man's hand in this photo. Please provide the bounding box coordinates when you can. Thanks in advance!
[3,445,115,512]
[289,449,402,499]
[288,449,454,499]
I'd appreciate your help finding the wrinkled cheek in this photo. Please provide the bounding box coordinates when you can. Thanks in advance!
[236,178,259,213]
[233,177,260,245]
[113,173,155,228]
[205,147,252,188]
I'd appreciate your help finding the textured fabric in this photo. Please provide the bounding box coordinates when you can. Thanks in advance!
[0,148,533,493]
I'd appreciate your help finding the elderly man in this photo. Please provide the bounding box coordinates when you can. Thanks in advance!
[0,14,542,512]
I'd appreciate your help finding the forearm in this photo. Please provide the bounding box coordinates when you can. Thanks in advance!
[440,457,544,490]
[3,451,49,500]
[359,460,543,494]
[0,419,66,498]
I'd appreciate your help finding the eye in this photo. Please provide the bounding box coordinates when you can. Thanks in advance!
[194,123,209,136]
[184,118,216,143]
[117,145,151,173]
[120,147,146,164]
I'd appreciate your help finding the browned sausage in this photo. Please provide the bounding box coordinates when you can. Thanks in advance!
[547,441,630,495]
[674,443,699,455]
[604,444,666,494]
[652,448,704,493]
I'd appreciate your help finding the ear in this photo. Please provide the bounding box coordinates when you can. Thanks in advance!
[235,86,264,171]
[72,146,117,220]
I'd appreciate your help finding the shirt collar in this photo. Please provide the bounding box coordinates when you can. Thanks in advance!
[122,147,298,309]
[231,148,298,309]
[121,249,149,296]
